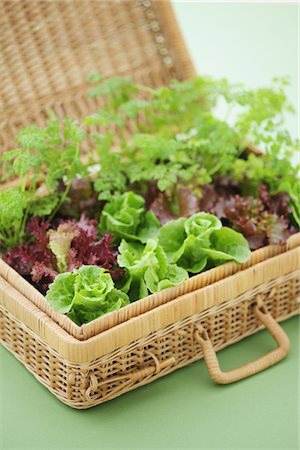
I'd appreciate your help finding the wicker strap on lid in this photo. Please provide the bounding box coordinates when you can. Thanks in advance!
[0,0,195,151]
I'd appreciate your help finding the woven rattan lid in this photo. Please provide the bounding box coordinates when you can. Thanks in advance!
[0,0,195,151]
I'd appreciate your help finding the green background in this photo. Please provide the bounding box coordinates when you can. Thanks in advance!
[0,318,299,450]
[0,3,299,450]
[173,2,298,138]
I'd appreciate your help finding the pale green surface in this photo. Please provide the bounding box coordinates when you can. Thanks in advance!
[1,3,299,449]
[0,318,299,450]
[172,2,298,137]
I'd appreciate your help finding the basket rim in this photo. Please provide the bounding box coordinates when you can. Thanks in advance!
[1,242,299,363]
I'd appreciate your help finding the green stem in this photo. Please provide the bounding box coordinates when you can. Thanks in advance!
[20,174,27,192]
[208,162,222,176]
[48,141,81,221]
[19,207,29,240]
[48,181,71,222]
[49,139,81,221]
[0,227,18,250]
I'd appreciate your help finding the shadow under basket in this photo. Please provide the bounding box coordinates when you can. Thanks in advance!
[0,0,299,408]
[0,234,299,408]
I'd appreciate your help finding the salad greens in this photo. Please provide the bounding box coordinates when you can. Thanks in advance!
[1,117,87,249]
[86,75,299,219]
[99,192,160,243]
[46,265,129,325]
[48,223,79,273]
[1,74,298,325]
[202,227,252,263]
[117,239,189,301]
[158,212,250,273]
[0,187,27,249]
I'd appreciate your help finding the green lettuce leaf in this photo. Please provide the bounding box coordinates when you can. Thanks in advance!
[144,249,188,293]
[158,212,221,272]
[176,235,208,273]
[46,265,129,324]
[157,218,186,263]
[137,211,162,242]
[158,212,250,273]
[45,272,77,314]
[184,212,222,242]
[99,191,160,243]
[202,227,251,263]
[117,239,188,301]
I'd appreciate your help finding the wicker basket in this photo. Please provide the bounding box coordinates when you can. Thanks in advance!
[0,0,299,409]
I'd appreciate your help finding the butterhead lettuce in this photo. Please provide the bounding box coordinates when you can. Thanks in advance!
[99,191,160,243]
[46,265,129,325]
[158,212,250,273]
[202,226,251,263]
[117,239,189,301]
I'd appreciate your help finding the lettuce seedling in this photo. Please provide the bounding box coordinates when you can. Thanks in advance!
[99,191,160,243]
[117,239,188,302]
[46,265,129,325]
[158,212,250,273]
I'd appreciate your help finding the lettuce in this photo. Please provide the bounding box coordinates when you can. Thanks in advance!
[158,212,250,273]
[47,223,79,272]
[185,212,222,241]
[99,191,160,243]
[46,271,76,314]
[202,227,251,263]
[45,265,129,325]
[117,239,189,301]
[158,212,221,272]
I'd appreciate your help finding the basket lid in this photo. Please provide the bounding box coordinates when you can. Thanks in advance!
[0,0,195,151]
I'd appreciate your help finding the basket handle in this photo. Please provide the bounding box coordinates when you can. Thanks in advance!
[194,302,290,384]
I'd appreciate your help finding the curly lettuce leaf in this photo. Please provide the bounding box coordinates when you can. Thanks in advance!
[31,262,58,292]
[48,223,79,273]
[66,288,129,325]
[117,239,188,301]
[100,191,144,236]
[99,191,160,243]
[72,265,114,309]
[137,211,162,242]
[117,239,157,300]
[46,265,129,324]
[203,183,296,250]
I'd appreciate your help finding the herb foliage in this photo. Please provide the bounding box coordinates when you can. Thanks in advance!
[1,74,299,324]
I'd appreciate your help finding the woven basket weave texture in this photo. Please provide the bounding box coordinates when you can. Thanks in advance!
[0,0,194,150]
